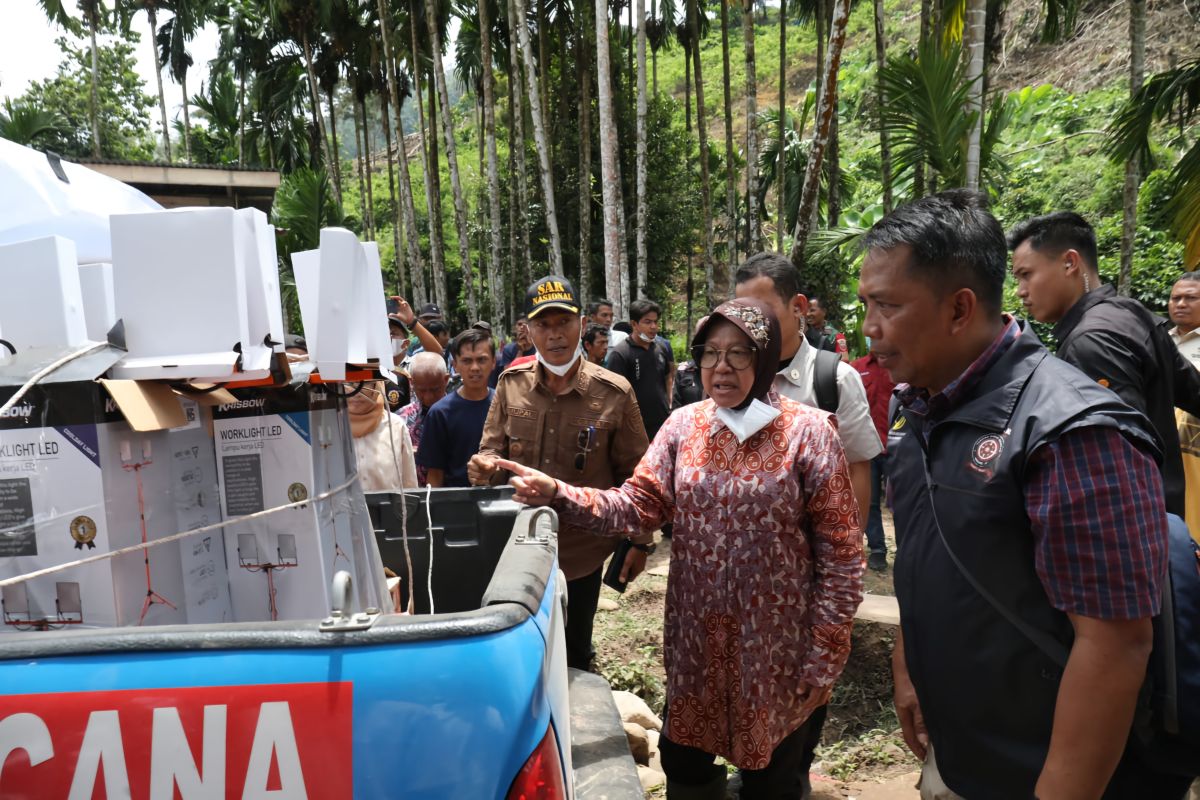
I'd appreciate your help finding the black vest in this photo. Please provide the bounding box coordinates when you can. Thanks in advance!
[889,327,1157,799]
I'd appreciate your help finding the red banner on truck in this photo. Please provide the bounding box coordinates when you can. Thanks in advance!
[0,681,353,799]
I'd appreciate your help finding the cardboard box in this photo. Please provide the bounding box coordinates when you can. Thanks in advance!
[0,236,89,350]
[213,384,384,622]
[109,208,250,379]
[0,355,233,632]
[78,263,115,343]
[291,229,393,381]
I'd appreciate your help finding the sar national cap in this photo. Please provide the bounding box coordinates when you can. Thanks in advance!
[526,276,581,318]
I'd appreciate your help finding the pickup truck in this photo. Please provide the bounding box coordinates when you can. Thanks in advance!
[0,487,641,799]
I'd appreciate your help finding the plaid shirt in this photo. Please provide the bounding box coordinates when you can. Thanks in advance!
[899,317,1165,620]
[397,397,429,486]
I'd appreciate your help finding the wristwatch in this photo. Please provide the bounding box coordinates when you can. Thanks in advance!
[630,541,657,555]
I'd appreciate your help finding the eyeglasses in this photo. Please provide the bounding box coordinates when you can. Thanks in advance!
[575,425,596,471]
[692,345,756,371]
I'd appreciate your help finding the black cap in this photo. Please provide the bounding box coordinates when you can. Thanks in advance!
[417,303,442,319]
[525,275,581,319]
[387,316,410,334]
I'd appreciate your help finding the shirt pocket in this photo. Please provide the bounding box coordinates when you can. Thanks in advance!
[505,413,540,464]
[565,417,614,477]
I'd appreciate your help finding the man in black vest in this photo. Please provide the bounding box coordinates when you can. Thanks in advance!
[1008,211,1200,519]
[860,190,1188,799]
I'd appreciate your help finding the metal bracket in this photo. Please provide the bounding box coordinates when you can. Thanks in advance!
[514,507,558,545]
[319,570,382,632]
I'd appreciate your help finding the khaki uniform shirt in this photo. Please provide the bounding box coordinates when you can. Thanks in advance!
[478,359,652,579]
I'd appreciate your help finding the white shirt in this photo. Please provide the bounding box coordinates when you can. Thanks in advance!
[773,337,883,463]
[353,412,419,492]
[1171,326,1200,373]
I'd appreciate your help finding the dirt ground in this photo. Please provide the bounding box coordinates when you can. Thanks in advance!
[591,512,918,798]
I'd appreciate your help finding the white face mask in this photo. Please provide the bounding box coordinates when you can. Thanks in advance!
[637,332,655,344]
[715,398,782,444]
[537,348,581,377]
[391,338,409,357]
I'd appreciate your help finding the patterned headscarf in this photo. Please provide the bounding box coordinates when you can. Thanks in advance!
[693,298,782,410]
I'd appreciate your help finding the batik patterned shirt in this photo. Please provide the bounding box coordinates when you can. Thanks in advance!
[397,397,429,486]
[553,394,864,769]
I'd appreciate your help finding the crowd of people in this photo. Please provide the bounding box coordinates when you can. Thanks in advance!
[309,191,1200,800]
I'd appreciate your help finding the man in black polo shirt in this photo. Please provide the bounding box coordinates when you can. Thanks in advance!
[605,299,674,440]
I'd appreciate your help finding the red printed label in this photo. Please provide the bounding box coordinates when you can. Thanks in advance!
[0,681,352,799]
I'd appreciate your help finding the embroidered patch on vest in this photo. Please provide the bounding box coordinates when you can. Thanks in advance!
[969,433,1005,477]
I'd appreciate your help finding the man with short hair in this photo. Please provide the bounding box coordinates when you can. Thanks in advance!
[586,299,615,329]
[1169,270,1200,543]
[491,315,536,386]
[469,276,651,670]
[734,252,880,795]
[605,299,674,441]
[871,191,1186,798]
[416,329,495,488]
[1009,211,1200,518]
[399,351,450,487]
[806,297,847,360]
[582,324,610,365]
[850,349,894,571]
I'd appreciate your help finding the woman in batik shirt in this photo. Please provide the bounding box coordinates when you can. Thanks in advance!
[499,298,864,800]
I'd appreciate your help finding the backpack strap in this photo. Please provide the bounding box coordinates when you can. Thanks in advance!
[813,348,840,414]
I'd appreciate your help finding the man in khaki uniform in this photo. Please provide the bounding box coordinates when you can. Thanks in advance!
[470,276,652,669]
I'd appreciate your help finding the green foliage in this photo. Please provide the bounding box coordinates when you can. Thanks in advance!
[0,99,66,147]
[12,35,156,160]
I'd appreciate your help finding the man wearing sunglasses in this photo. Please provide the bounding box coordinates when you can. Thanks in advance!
[469,276,653,670]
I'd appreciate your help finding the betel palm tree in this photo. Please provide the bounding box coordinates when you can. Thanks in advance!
[719,0,736,268]
[511,0,564,276]
[685,0,715,304]
[789,0,849,261]
[595,0,627,317]
[743,0,760,256]
[1107,57,1200,268]
[0,100,67,148]
[375,0,429,304]
[212,0,271,165]
[1117,0,1145,295]
[264,0,339,181]
[163,0,213,162]
[635,0,649,299]
[424,0,478,320]
[120,0,173,159]
[37,0,104,157]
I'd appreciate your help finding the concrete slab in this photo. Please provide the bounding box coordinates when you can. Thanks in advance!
[856,593,900,626]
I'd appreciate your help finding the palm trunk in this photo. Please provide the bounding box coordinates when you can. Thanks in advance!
[651,0,658,96]
[513,0,565,274]
[595,0,628,319]
[777,0,787,250]
[684,34,692,132]
[744,0,760,255]
[88,17,102,157]
[635,0,649,299]
[915,0,931,196]
[424,0,478,320]
[328,88,343,200]
[688,0,716,305]
[963,0,986,190]
[538,0,551,134]
[380,88,405,295]
[181,71,192,162]
[508,0,532,289]
[873,0,892,211]
[790,0,850,261]
[354,99,369,230]
[376,0,428,304]
[146,8,172,160]
[360,97,377,238]
[720,0,737,268]
[409,1,447,310]
[1118,0,1145,296]
[238,68,247,164]
[480,0,505,327]
[300,31,338,201]
[578,0,594,304]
